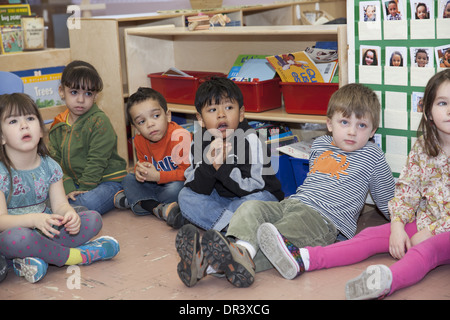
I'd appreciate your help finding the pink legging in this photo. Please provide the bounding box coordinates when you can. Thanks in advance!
[306,222,450,295]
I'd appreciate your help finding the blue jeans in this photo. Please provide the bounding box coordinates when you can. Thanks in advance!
[178,186,279,231]
[121,173,184,215]
[68,181,122,215]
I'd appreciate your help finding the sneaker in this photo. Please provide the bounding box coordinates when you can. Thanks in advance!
[13,257,48,283]
[175,224,207,287]
[257,223,305,280]
[345,264,392,300]
[0,255,7,283]
[201,229,255,288]
[114,190,130,209]
[77,236,120,265]
[154,202,185,229]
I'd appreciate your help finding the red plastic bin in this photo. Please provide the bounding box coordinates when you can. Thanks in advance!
[281,82,339,115]
[148,71,226,105]
[234,78,281,112]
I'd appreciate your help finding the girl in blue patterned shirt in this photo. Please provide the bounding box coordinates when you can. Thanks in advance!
[0,93,120,284]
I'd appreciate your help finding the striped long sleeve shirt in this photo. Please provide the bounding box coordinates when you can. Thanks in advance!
[290,135,395,239]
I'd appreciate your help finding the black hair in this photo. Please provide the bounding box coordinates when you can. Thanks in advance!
[194,77,243,113]
[126,87,168,124]
[60,60,103,92]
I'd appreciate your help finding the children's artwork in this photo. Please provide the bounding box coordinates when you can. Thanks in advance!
[385,46,407,66]
[383,0,405,20]
[411,0,434,19]
[439,0,450,18]
[410,47,434,67]
[360,45,381,66]
[360,1,380,21]
[435,44,450,68]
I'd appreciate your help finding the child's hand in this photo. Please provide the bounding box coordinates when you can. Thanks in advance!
[410,228,432,246]
[61,210,81,235]
[207,138,232,170]
[34,214,64,238]
[135,162,160,182]
[66,190,88,201]
[389,221,411,259]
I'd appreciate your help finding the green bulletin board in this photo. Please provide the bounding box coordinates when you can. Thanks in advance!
[347,0,450,176]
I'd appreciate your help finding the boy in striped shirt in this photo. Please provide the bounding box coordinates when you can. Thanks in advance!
[176,83,395,288]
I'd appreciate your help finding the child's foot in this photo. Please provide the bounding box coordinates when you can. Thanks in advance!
[345,264,392,300]
[13,257,48,283]
[257,223,305,280]
[113,190,130,209]
[154,202,185,229]
[77,236,120,265]
[201,229,255,288]
[175,224,208,287]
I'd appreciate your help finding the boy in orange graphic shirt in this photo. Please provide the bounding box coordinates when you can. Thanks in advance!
[114,87,191,227]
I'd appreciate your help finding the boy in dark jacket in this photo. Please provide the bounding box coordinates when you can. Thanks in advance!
[176,77,283,232]
[174,77,283,286]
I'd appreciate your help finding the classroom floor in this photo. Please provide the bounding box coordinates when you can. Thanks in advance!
[1,205,449,301]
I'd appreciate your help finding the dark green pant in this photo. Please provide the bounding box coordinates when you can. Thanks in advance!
[226,199,338,272]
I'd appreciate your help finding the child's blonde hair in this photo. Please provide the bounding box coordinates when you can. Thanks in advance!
[326,83,380,131]
[419,69,450,157]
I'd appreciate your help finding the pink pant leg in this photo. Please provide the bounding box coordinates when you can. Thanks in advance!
[307,222,418,271]
[389,231,450,295]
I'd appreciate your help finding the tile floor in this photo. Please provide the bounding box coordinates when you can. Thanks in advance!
[1,205,449,300]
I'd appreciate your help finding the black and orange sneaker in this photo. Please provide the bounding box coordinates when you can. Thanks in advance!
[175,224,207,287]
[201,229,255,288]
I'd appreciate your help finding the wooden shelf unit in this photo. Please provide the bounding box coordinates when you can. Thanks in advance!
[124,24,348,125]
[68,2,345,162]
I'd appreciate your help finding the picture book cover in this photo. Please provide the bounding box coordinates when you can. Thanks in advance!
[227,54,270,78]
[12,66,65,108]
[266,51,331,83]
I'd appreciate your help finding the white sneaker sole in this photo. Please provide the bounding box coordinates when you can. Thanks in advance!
[257,223,300,280]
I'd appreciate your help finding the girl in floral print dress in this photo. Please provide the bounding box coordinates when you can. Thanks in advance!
[0,93,120,284]
[257,69,450,299]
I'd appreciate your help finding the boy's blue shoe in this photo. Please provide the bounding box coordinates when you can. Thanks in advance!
[77,236,120,265]
[13,257,48,283]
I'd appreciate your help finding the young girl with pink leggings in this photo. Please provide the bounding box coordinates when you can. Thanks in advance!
[257,69,450,299]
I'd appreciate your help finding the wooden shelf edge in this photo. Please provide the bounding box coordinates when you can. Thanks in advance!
[168,103,327,124]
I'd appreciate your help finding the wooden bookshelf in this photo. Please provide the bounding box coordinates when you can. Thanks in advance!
[124,24,347,125]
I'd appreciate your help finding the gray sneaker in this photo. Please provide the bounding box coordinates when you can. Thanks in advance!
[345,264,392,300]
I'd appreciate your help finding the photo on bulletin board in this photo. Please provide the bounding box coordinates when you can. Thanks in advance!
[361,45,381,66]
[383,0,405,20]
[438,0,450,18]
[411,91,424,112]
[435,44,450,68]
[386,46,407,66]
[360,1,381,21]
[411,0,434,19]
[410,47,434,67]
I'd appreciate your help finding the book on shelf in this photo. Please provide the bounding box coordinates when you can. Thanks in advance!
[0,4,31,54]
[162,67,193,77]
[265,51,338,83]
[227,54,273,79]
[11,66,65,108]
